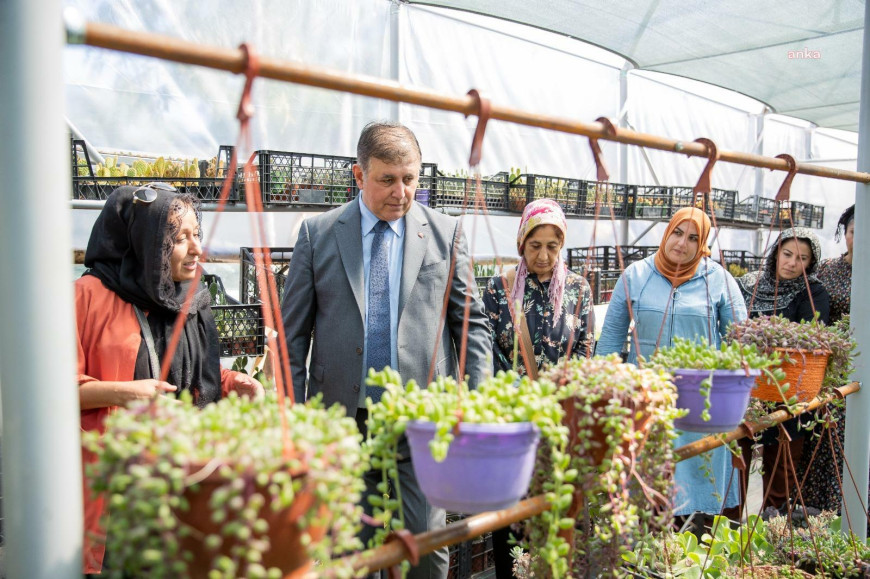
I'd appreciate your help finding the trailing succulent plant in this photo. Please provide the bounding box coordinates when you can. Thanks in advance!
[364,367,572,577]
[84,392,367,579]
[649,337,781,372]
[726,314,856,392]
[534,354,681,578]
[649,337,784,422]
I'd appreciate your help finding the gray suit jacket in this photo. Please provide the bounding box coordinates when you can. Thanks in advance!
[281,199,492,415]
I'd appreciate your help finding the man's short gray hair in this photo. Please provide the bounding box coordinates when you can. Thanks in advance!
[356,121,422,173]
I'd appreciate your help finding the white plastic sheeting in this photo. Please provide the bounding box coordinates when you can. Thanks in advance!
[410,0,866,131]
[64,0,857,258]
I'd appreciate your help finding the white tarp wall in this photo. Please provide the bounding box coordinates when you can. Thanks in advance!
[63,0,857,258]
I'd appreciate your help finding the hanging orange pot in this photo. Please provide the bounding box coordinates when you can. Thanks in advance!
[177,463,328,579]
[753,348,830,403]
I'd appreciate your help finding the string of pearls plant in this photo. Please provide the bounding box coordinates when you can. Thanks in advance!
[84,392,367,578]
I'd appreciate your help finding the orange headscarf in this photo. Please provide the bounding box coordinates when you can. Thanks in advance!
[654,207,712,287]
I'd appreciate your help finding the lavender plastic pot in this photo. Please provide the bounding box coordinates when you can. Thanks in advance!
[671,368,760,433]
[405,420,540,514]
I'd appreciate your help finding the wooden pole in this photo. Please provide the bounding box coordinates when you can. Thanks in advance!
[71,20,870,185]
[317,496,550,578]
[675,381,860,461]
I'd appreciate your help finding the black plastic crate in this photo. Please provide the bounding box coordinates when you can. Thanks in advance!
[445,513,495,579]
[211,304,265,357]
[791,201,825,229]
[733,196,759,223]
[254,150,356,206]
[632,185,673,220]
[670,187,737,221]
[507,174,585,216]
[577,181,634,218]
[71,140,238,202]
[584,269,623,305]
[432,173,510,211]
[715,250,765,273]
[240,247,294,304]
[567,246,657,272]
[415,163,439,207]
[758,198,787,226]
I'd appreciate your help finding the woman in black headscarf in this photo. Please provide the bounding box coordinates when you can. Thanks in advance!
[731,227,830,517]
[736,227,830,325]
[77,185,263,574]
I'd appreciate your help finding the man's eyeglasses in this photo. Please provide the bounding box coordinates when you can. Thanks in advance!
[132,182,177,204]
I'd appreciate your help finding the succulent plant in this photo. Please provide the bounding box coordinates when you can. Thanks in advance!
[84,392,367,578]
[364,368,571,576]
[725,315,856,392]
[536,355,681,577]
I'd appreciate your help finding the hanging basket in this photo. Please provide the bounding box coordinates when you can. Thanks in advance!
[753,348,830,403]
[560,389,658,467]
[671,368,759,432]
[178,463,327,579]
[405,420,540,514]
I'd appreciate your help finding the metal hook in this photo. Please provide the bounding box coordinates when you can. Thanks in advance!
[465,89,491,167]
[237,43,260,123]
[589,117,617,182]
[692,137,719,212]
[773,153,798,202]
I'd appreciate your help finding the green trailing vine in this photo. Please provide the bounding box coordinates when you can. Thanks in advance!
[534,354,681,577]
[364,367,572,577]
[84,392,367,579]
[649,337,785,422]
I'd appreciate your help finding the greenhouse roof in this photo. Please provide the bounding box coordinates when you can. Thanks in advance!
[409,1,865,131]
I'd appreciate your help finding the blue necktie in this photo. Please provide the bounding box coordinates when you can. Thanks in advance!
[366,220,391,402]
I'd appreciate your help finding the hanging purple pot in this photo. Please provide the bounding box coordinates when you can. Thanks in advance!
[671,368,760,433]
[405,421,540,514]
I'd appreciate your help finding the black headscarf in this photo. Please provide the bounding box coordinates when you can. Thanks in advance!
[736,227,823,318]
[84,186,222,406]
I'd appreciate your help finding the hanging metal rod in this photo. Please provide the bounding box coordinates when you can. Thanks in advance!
[67,19,870,185]
[316,382,859,576]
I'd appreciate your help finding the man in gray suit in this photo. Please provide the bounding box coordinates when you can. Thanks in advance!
[281,121,491,578]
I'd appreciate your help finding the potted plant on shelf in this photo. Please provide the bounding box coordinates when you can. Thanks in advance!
[648,337,783,433]
[83,392,367,579]
[364,367,576,576]
[527,354,681,577]
[726,315,856,405]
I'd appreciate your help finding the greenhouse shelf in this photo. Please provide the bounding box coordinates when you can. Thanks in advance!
[507,173,586,216]
[252,150,357,207]
[430,173,510,211]
[71,138,237,202]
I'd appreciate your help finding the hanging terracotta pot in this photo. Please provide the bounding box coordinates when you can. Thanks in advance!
[177,463,327,579]
[671,368,759,432]
[753,348,830,403]
[560,388,658,467]
[405,421,540,514]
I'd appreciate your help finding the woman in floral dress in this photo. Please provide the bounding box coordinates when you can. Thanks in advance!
[482,198,595,377]
[481,198,594,578]
[798,204,854,513]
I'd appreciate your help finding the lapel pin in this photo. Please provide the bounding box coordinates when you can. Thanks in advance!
[418,232,424,238]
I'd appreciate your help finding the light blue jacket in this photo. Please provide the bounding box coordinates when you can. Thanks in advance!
[597,255,747,363]
[597,255,748,516]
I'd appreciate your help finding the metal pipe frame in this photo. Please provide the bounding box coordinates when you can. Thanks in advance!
[68,19,870,185]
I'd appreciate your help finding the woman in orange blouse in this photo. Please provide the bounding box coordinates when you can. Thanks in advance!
[77,185,262,574]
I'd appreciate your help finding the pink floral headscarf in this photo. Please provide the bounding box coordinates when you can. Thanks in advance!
[512,199,568,314]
